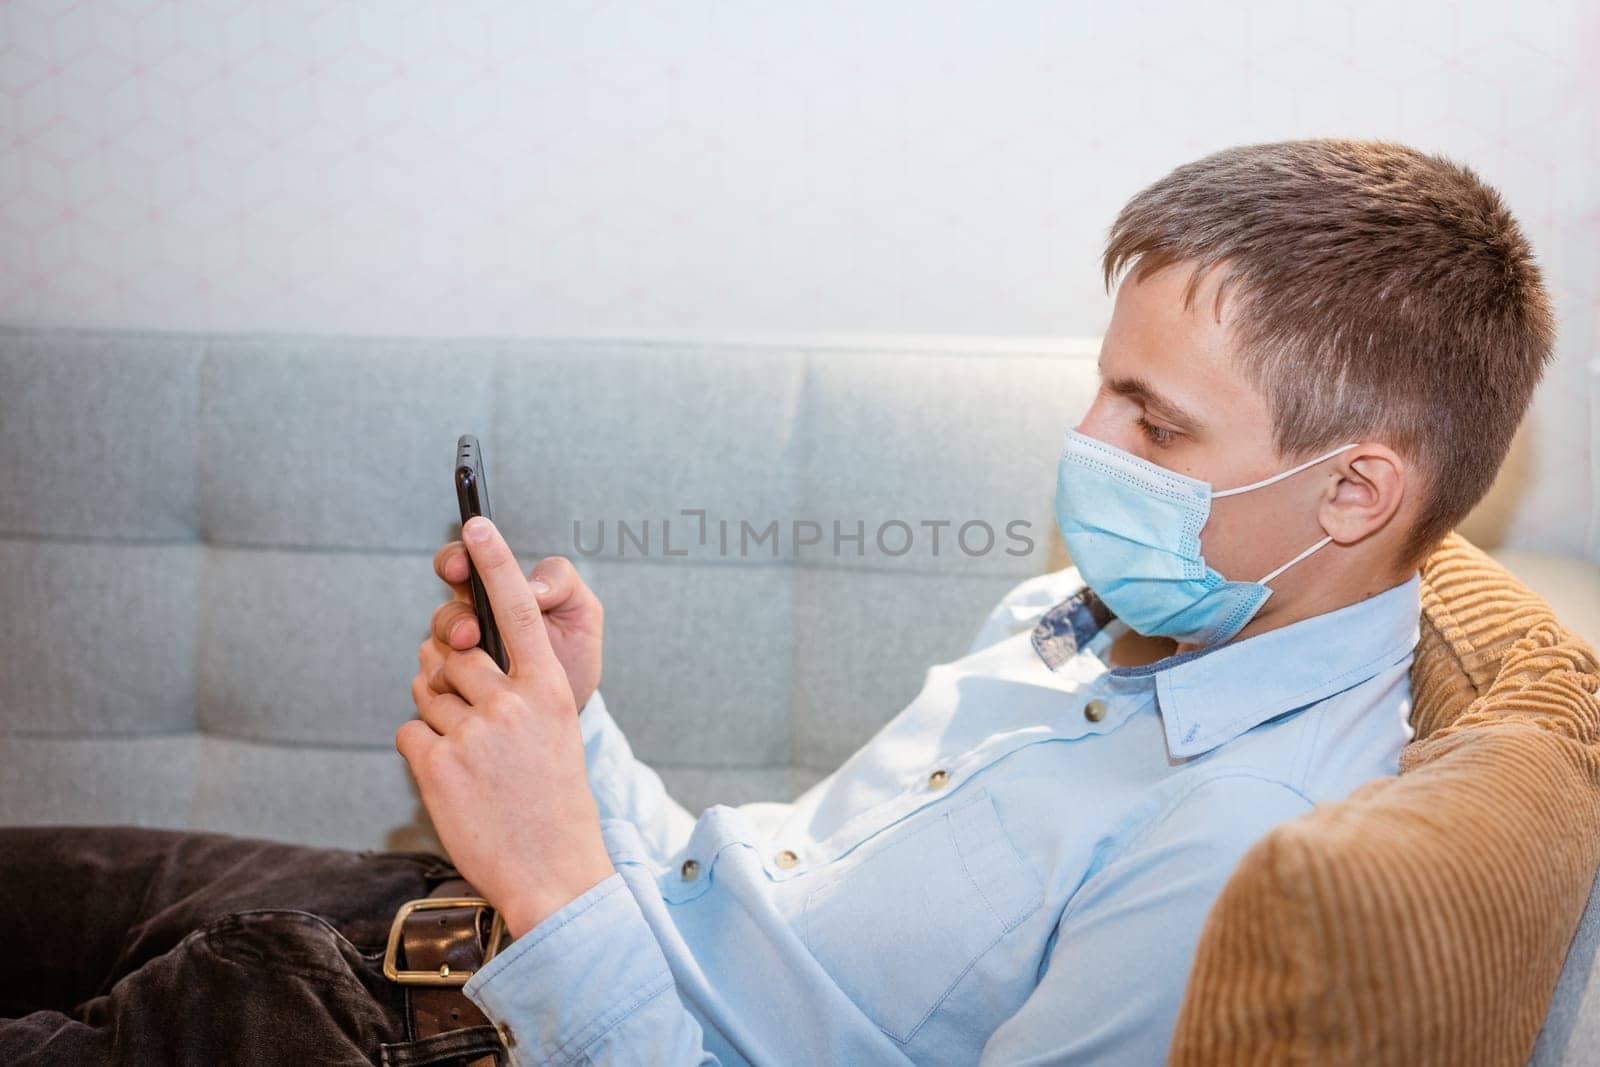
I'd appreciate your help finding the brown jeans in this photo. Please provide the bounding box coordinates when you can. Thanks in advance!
[0,824,507,1065]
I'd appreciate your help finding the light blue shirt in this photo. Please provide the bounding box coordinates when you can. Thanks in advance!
[463,566,1423,1064]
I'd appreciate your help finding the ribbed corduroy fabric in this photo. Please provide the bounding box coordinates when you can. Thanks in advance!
[1167,532,1600,1066]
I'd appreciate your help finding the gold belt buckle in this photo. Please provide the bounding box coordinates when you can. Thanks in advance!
[382,896,507,986]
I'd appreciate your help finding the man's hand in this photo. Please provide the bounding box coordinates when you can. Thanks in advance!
[427,538,603,711]
[399,516,616,940]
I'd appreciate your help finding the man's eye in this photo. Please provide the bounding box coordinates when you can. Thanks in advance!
[1135,415,1177,447]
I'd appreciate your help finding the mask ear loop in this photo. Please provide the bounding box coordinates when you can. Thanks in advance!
[1258,534,1336,585]
[1213,442,1359,585]
[1212,442,1361,498]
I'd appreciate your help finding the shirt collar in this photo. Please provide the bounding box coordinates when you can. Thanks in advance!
[1052,571,1422,758]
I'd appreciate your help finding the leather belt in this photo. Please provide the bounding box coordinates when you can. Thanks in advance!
[382,876,511,1064]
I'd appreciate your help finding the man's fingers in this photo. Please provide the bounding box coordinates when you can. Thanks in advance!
[461,516,557,676]
[433,647,506,707]
[436,541,581,650]
[530,556,580,605]
[428,537,470,598]
[395,717,438,767]
[431,600,479,649]
[411,673,473,734]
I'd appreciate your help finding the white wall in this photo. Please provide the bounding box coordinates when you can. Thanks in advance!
[1,0,1595,558]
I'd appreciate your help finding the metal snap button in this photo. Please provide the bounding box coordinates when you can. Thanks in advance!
[680,858,700,881]
[496,1021,516,1048]
[928,768,949,789]
[1084,698,1107,722]
[775,848,799,869]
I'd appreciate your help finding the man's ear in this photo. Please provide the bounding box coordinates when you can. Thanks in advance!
[1320,444,1407,544]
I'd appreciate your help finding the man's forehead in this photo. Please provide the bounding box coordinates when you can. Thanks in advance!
[1099,266,1261,432]
[1096,351,1211,434]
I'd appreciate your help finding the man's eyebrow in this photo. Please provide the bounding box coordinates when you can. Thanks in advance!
[1103,373,1207,432]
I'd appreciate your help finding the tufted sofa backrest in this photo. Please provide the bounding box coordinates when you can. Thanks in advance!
[0,325,1100,850]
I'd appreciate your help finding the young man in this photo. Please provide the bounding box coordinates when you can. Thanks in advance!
[0,138,1556,1065]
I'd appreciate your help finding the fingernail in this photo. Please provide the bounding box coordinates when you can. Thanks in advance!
[531,578,550,595]
[465,517,490,543]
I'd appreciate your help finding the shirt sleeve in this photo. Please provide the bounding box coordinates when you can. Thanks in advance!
[976,772,1315,1064]
[577,688,700,865]
[462,870,721,1066]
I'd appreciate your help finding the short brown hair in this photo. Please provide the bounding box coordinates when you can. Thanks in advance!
[1101,138,1556,572]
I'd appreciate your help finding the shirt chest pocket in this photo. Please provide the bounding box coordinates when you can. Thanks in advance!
[800,785,1045,1044]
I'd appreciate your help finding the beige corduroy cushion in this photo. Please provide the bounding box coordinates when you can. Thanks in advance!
[1167,532,1600,1066]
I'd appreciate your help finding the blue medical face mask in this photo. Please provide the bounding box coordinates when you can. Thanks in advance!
[1054,429,1359,647]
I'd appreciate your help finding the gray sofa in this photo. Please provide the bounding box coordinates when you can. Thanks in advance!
[2,324,1595,1062]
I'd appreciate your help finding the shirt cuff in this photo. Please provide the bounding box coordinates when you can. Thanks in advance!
[462,871,678,1065]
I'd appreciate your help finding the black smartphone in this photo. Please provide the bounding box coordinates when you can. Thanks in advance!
[455,434,509,673]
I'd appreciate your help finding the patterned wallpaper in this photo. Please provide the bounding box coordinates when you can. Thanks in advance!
[1,0,1596,558]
